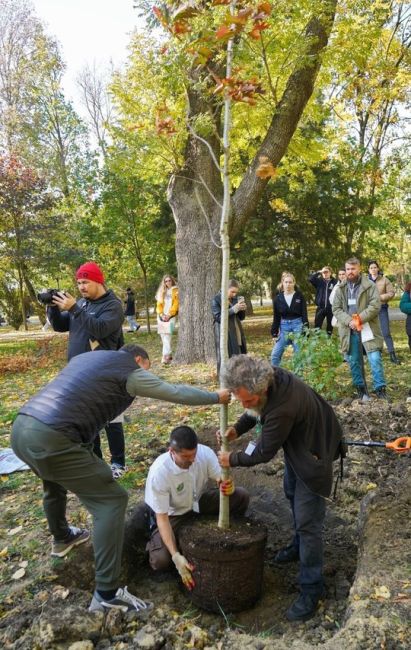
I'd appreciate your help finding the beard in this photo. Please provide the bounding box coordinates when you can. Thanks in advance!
[246,408,260,417]
[245,394,267,416]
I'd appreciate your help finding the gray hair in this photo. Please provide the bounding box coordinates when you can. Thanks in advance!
[221,355,274,394]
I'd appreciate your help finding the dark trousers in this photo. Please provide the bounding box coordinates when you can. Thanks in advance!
[11,415,128,591]
[146,487,250,571]
[314,306,333,336]
[283,457,325,595]
[378,305,394,353]
[93,421,125,467]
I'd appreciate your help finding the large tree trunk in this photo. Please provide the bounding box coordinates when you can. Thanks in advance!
[169,1,337,363]
[168,165,222,363]
[168,65,223,363]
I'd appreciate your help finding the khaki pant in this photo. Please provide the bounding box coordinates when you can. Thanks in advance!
[11,414,128,591]
[147,487,249,571]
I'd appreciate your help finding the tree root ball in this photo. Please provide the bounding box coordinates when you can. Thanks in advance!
[178,517,267,614]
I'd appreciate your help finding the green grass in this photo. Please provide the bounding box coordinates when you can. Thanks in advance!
[0,340,38,356]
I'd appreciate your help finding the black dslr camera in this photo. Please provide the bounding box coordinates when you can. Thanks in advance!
[37,289,65,305]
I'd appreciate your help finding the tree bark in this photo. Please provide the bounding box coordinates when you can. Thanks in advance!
[169,0,337,363]
[168,70,223,362]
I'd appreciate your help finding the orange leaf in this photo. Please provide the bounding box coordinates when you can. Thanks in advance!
[256,156,277,179]
[172,21,190,35]
[216,24,233,40]
[153,6,168,28]
[156,116,177,136]
[249,28,262,40]
[258,2,272,15]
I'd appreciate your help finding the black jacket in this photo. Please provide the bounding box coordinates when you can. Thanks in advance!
[124,292,136,316]
[271,291,308,337]
[309,272,337,309]
[229,368,343,497]
[48,289,124,360]
[211,292,247,370]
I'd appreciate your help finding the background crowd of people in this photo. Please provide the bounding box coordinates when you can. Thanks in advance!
[9,257,409,623]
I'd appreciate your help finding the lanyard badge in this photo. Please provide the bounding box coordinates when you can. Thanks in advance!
[245,417,261,456]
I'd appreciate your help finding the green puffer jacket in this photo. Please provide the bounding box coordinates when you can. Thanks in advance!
[332,274,383,354]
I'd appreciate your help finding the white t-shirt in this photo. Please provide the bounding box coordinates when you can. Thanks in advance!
[145,444,221,516]
[284,291,295,307]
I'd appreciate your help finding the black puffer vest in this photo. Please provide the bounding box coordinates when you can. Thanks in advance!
[19,350,137,443]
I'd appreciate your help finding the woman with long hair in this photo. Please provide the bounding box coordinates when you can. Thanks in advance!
[368,260,399,364]
[271,272,309,367]
[155,275,179,364]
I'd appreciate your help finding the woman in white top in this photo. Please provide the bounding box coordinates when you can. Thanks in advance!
[155,275,179,364]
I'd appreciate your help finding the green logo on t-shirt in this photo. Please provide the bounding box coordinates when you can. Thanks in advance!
[176,482,184,492]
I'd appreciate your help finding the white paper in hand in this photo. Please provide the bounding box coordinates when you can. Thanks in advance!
[361,322,375,343]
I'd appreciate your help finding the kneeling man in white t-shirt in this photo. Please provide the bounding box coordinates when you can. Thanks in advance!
[145,425,249,589]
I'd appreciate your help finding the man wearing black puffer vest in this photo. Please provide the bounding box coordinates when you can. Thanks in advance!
[11,344,230,614]
[47,261,128,478]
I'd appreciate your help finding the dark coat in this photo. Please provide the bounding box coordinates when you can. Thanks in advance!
[211,292,247,370]
[271,291,309,337]
[48,289,124,360]
[309,272,337,309]
[229,368,343,497]
[124,292,136,316]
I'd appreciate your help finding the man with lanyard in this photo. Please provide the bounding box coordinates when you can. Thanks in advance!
[308,266,337,336]
[145,425,249,589]
[217,354,343,622]
[332,257,387,399]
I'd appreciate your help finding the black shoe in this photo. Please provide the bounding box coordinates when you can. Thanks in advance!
[286,590,325,622]
[356,385,367,399]
[273,544,299,564]
[389,351,400,364]
[375,387,388,400]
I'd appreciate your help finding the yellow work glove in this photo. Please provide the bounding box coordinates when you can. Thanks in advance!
[172,552,195,590]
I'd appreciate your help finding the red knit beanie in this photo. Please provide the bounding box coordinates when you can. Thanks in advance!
[75,262,105,284]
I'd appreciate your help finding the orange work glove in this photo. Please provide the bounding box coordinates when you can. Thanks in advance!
[219,478,235,496]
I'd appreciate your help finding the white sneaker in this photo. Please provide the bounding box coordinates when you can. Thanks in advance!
[89,586,154,614]
[111,464,127,479]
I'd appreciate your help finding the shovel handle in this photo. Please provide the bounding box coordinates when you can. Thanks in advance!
[385,437,411,454]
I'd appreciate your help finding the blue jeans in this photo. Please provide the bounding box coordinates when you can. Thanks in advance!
[126,315,139,331]
[271,318,303,366]
[283,457,325,595]
[348,332,386,390]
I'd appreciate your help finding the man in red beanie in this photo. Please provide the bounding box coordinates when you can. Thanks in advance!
[47,261,127,479]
